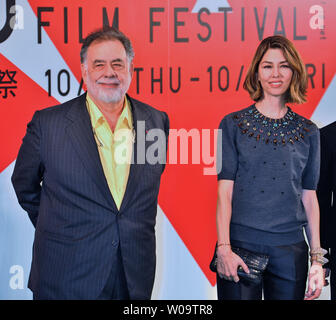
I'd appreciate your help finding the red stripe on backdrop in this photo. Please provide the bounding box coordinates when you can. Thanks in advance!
[0,53,59,173]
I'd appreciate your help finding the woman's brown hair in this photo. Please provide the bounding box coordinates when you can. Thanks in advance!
[243,35,307,104]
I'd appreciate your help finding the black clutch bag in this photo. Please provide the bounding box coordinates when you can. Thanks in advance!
[210,244,269,284]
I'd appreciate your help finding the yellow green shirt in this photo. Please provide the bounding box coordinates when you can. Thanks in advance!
[86,94,133,210]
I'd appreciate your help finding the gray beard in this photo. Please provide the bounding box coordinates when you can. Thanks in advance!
[95,87,124,103]
[86,77,130,104]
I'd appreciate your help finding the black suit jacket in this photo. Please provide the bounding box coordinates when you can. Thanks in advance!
[11,93,169,299]
[317,121,336,249]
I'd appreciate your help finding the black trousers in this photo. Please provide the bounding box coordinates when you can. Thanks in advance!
[216,240,308,300]
[329,248,336,300]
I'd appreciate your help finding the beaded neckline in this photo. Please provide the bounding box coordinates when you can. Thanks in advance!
[253,105,291,122]
[233,105,313,146]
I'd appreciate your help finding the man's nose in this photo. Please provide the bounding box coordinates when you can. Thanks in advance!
[104,64,117,77]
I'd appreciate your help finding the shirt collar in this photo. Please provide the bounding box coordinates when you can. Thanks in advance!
[119,96,133,130]
[86,94,133,130]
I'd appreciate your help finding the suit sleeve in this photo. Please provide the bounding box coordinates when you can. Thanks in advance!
[162,111,170,173]
[11,111,44,227]
[317,128,333,249]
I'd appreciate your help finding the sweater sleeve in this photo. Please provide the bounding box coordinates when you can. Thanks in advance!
[217,115,238,181]
[302,126,320,190]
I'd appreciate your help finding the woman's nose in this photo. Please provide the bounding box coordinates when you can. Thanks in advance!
[272,66,280,77]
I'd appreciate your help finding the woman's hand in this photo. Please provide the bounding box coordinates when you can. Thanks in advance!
[304,262,324,300]
[216,246,250,282]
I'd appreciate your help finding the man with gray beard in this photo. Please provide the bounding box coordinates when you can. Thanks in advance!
[11,27,169,300]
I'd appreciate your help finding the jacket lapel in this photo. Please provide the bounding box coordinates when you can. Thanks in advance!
[64,94,118,211]
[119,95,152,212]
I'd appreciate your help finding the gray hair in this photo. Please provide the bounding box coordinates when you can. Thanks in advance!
[80,27,135,64]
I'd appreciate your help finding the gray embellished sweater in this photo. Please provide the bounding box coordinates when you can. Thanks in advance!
[217,104,320,246]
